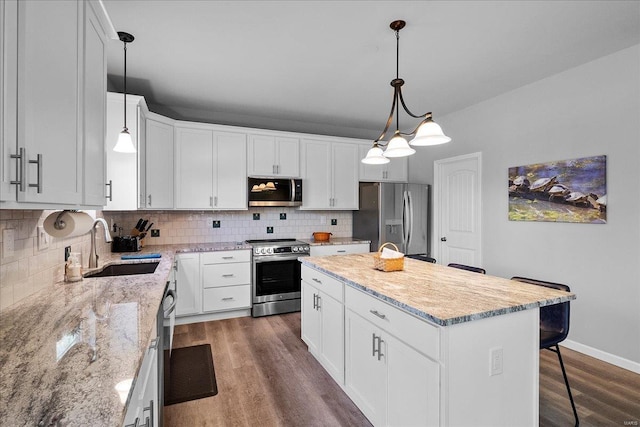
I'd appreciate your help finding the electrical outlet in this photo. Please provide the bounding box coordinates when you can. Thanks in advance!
[331,219,337,225]
[266,226,274,234]
[2,229,15,259]
[37,226,50,251]
[64,246,71,261]
[279,213,286,220]
[253,213,260,220]
[490,347,503,376]
[212,220,221,228]
[150,229,160,237]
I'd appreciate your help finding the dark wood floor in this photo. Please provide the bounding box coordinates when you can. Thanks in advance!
[165,313,640,426]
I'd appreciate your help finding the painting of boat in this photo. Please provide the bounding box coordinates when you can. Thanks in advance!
[508,155,606,223]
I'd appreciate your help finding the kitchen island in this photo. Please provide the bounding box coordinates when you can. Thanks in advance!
[300,253,576,426]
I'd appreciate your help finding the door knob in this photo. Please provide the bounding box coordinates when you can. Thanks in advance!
[441,237,447,242]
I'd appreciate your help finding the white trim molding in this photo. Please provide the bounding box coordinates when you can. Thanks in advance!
[562,339,640,374]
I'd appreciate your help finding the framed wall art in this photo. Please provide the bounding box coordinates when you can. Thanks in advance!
[508,155,606,223]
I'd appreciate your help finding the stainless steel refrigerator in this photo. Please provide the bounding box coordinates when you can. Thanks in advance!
[353,182,431,256]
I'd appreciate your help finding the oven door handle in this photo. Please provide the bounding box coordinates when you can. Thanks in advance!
[253,254,309,263]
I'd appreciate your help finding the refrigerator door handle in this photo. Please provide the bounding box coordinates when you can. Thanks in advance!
[402,190,413,253]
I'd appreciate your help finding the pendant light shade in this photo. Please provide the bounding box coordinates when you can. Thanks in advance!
[113,31,136,153]
[410,118,451,146]
[361,144,390,164]
[113,129,136,153]
[383,131,415,158]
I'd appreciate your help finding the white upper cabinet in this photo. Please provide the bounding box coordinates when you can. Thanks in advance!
[358,144,408,183]
[145,116,174,209]
[104,93,146,211]
[247,134,299,177]
[82,1,110,206]
[301,139,359,210]
[175,123,247,210]
[1,0,115,208]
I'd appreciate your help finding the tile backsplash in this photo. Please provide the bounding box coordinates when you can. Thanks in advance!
[1,208,352,311]
[103,208,353,245]
[0,210,110,312]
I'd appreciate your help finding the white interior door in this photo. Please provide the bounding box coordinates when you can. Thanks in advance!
[433,152,482,267]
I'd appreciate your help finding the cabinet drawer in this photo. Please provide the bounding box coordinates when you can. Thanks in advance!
[203,285,251,312]
[202,262,250,288]
[200,250,251,264]
[345,286,439,360]
[301,265,343,303]
[310,243,369,257]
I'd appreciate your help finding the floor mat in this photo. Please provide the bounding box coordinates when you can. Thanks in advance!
[164,344,218,406]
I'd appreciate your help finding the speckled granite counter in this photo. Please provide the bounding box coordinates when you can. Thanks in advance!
[300,253,576,326]
[300,237,370,246]
[0,242,250,426]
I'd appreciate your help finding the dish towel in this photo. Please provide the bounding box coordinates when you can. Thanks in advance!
[380,247,404,259]
[121,253,162,260]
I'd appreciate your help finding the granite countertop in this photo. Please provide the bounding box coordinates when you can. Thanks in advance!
[0,242,250,426]
[300,253,576,326]
[300,236,371,246]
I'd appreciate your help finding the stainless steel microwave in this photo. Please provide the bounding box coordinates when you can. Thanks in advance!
[248,178,302,207]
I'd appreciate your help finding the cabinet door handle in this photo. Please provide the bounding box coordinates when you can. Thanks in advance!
[312,293,318,310]
[28,154,42,193]
[272,164,276,174]
[148,194,152,206]
[222,256,234,260]
[277,165,280,174]
[316,294,321,310]
[222,274,234,278]
[210,196,213,207]
[369,309,386,319]
[10,147,25,191]
[143,399,154,427]
[372,333,378,357]
[372,333,384,360]
[214,196,218,206]
[106,180,113,201]
[222,297,234,301]
[312,277,322,285]
[336,250,346,253]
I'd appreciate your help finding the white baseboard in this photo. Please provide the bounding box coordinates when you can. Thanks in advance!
[562,339,640,374]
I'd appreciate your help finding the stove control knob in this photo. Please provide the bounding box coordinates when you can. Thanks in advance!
[267,247,273,254]
[303,246,310,252]
[260,248,267,255]
[292,246,299,252]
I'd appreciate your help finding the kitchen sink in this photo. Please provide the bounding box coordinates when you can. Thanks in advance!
[84,261,159,278]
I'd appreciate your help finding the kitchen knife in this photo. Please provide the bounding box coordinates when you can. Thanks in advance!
[139,219,149,231]
[135,218,144,231]
[145,222,154,232]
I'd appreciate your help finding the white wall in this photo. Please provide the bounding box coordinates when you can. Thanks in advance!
[410,45,640,367]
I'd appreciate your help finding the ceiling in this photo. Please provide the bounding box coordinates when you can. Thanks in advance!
[103,1,640,140]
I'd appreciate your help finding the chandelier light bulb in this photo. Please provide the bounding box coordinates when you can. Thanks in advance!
[362,145,390,164]
[383,133,416,158]
[410,119,452,146]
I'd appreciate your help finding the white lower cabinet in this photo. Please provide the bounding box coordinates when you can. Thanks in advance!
[175,250,251,320]
[123,334,158,427]
[201,250,251,313]
[301,266,345,384]
[175,253,201,317]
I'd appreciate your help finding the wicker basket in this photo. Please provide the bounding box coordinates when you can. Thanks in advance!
[373,242,404,272]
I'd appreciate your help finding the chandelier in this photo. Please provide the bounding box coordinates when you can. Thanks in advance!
[362,20,451,165]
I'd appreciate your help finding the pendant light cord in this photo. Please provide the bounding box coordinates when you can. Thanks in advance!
[123,42,127,130]
[395,28,400,133]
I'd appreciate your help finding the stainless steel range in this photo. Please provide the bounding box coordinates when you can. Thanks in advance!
[247,238,310,317]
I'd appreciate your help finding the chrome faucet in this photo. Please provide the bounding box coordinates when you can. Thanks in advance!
[88,218,112,269]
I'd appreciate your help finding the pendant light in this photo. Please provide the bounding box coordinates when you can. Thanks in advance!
[113,31,136,153]
[362,20,451,164]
